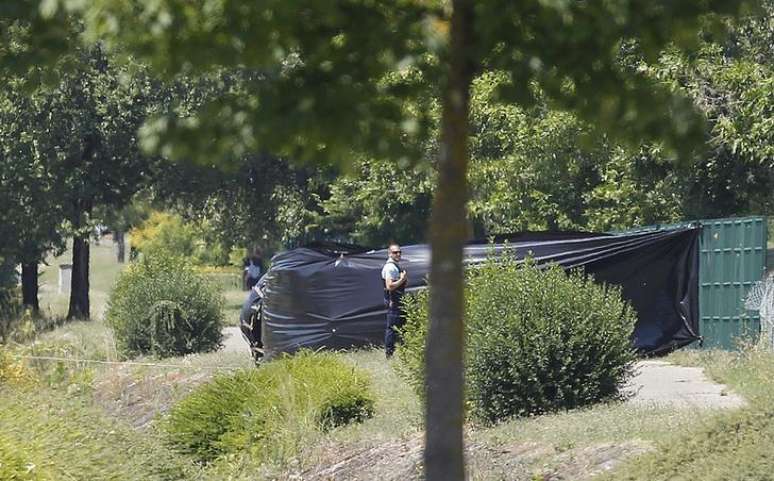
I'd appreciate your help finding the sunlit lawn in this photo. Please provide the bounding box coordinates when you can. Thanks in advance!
[37,235,246,325]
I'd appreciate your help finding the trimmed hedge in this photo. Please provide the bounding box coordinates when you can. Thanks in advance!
[164,351,375,463]
[397,257,637,424]
[106,255,224,358]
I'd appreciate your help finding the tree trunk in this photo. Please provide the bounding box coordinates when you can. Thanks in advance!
[21,262,39,312]
[67,234,90,320]
[67,197,93,320]
[424,2,475,480]
[114,230,126,263]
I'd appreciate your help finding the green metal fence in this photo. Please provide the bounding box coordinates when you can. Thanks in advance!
[698,217,768,349]
[624,216,768,349]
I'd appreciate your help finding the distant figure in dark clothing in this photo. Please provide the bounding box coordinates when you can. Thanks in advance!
[381,243,407,358]
[243,249,263,290]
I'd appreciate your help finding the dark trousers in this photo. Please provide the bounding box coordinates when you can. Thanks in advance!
[385,308,405,357]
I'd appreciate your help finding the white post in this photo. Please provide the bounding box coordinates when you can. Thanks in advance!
[59,264,72,294]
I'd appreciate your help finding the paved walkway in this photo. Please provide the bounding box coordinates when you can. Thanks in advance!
[221,326,251,354]
[625,359,745,409]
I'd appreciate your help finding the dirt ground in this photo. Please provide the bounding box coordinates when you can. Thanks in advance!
[296,435,653,481]
[92,364,213,429]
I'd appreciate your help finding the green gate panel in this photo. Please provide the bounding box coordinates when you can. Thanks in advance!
[699,217,768,349]
[621,216,768,350]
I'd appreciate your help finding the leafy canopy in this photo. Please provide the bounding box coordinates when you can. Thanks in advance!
[78,0,757,166]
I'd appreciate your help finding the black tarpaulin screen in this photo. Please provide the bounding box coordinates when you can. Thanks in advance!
[252,226,701,357]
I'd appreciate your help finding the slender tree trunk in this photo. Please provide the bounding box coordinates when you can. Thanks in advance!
[67,235,90,319]
[425,2,475,480]
[21,262,39,312]
[115,230,126,263]
[67,201,91,320]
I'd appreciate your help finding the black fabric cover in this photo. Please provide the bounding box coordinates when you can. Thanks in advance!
[249,227,701,357]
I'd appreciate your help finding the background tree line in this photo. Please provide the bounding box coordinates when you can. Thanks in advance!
[312,13,774,246]
[1,2,772,319]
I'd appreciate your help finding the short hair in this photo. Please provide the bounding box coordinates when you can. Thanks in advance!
[388,242,400,250]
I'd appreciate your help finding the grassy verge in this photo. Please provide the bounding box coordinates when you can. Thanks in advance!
[0,386,199,481]
[2,338,760,481]
[221,349,711,481]
[599,348,774,480]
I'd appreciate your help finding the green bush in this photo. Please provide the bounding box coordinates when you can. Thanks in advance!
[397,257,637,424]
[164,351,375,463]
[105,255,224,358]
[130,211,232,266]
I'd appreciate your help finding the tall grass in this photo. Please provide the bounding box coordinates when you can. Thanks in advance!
[0,387,197,481]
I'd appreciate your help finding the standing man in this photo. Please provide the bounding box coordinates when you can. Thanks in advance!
[382,242,407,358]
[243,248,264,290]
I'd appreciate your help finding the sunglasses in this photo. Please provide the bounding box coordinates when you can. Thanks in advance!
[390,250,402,254]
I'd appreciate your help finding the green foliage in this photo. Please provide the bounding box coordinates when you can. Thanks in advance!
[80,0,757,171]
[85,2,435,166]
[0,5,78,83]
[106,255,224,358]
[398,257,638,423]
[0,83,65,266]
[466,73,610,233]
[130,211,234,265]
[0,430,51,480]
[131,211,197,258]
[584,146,684,232]
[394,290,430,397]
[164,351,375,463]
[1,40,165,318]
[319,156,434,246]
[642,9,774,219]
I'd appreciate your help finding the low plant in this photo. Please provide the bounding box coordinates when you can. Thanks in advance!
[164,351,375,463]
[0,348,36,386]
[106,255,224,358]
[0,431,52,480]
[398,256,638,424]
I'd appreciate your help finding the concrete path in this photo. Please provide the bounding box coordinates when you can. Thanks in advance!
[221,326,251,354]
[625,359,745,409]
